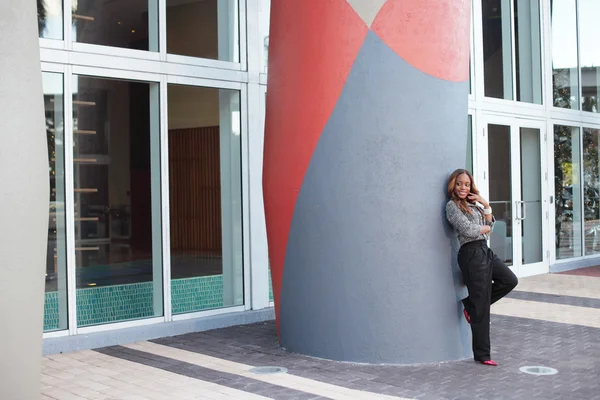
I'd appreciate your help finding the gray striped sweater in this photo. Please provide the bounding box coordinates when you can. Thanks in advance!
[445,199,495,247]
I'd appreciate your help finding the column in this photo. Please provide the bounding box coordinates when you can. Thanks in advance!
[263,0,473,364]
[0,0,48,397]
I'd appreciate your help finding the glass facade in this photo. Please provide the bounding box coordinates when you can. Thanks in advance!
[579,0,600,113]
[35,0,600,335]
[166,0,239,62]
[38,0,63,40]
[487,124,514,265]
[167,85,243,314]
[482,0,514,100]
[259,0,270,73]
[551,0,579,109]
[514,0,542,104]
[583,128,600,254]
[71,76,163,326]
[43,72,68,332]
[482,0,542,103]
[554,125,583,259]
[72,0,159,51]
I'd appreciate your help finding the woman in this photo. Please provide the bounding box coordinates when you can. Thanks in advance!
[445,169,518,366]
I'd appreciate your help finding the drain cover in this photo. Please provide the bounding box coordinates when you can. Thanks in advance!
[519,366,558,376]
[249,366,288,375]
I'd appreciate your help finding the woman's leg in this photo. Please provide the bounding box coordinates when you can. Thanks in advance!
[459,246,494,361]
[489,251,518,305]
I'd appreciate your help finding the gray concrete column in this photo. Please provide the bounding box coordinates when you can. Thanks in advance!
[264,0,473,364]
[0,1,48,398]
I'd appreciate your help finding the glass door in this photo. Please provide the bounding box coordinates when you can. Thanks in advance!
[482,117,549,277]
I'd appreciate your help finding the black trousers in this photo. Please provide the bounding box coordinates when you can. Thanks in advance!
[458,240,518,361]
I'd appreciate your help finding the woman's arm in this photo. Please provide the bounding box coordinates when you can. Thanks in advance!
[468,194,494,223]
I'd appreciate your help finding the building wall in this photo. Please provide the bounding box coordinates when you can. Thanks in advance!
[34,0,600,354]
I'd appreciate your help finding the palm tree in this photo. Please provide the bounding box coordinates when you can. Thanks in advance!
[37,0,47,35]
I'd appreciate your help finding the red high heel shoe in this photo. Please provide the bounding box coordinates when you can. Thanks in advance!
[480,360,498,366]
[463,309,471,324]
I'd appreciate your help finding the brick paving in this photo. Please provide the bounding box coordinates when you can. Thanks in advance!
[150,315,600,400]
[42,273,600,400]
[507,290,600,308]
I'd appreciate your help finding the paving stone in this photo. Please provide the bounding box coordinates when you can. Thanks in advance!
[152,313,600,400]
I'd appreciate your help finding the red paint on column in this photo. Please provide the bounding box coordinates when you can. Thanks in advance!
[371,0,471,82]
[263,0,369,335]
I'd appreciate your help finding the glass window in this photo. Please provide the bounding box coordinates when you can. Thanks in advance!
[167,0,239,62]
[551,0,579,109]
[259,0,270,73]
[488,124,513,265]
[555,125,583,259]
[72,76,163,327]
[168,84,243,314]
[482,0,543,103]
[72,0,158,51]
[467,115,473,172]
[514,0,542,104]
[519,127,543,263]
[38,0,63,40]
[43,72,68,332]
[482,0,514,100]
[583,128,600,255]
[579,0,600,112]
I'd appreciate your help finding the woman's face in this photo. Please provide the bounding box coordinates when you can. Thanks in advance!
[454,173,471,200]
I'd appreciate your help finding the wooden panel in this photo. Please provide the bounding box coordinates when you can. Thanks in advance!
[169,126,222,252]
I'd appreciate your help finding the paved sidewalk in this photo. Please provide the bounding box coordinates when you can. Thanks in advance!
[42,271,600,400]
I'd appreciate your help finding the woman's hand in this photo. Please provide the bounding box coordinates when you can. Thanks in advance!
[480,225,491,235]
[468,194,490,208]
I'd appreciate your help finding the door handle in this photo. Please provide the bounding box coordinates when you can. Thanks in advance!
[515,201,526,221]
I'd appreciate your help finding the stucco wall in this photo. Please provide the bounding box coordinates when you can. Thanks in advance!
[0,0,48,398]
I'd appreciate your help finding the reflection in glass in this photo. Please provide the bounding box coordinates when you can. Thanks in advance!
[579,0,600,112]
[166,0,239,62]
[43,72,68,332]
[514,0,542,104]
[482,0,513,100]
[583,128,600,254]
[551,0,579,109]
[555,125,583,259]
[259,0,270,73]
[72,76,163,327]
[467,115,473,172]
[38,0,63,40]
[488,124,513,265]
[519,128,543,263]
[168,85,243,314]
[72,0,158,51]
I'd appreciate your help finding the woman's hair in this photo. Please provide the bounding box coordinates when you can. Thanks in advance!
[447,169,480,215]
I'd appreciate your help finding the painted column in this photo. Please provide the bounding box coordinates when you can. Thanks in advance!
[0,0,48,397]
[263,0,473,364]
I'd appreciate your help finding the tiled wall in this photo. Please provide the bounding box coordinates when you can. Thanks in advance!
[171,275,224,314]
[44,291,60,331]
[44,275,225,331]
[268,269,273,302]
[77,282,156,327]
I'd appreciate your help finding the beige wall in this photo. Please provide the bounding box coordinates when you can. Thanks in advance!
[168,84,220,130]
[107,82,132,207]
[167,1,219,59]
